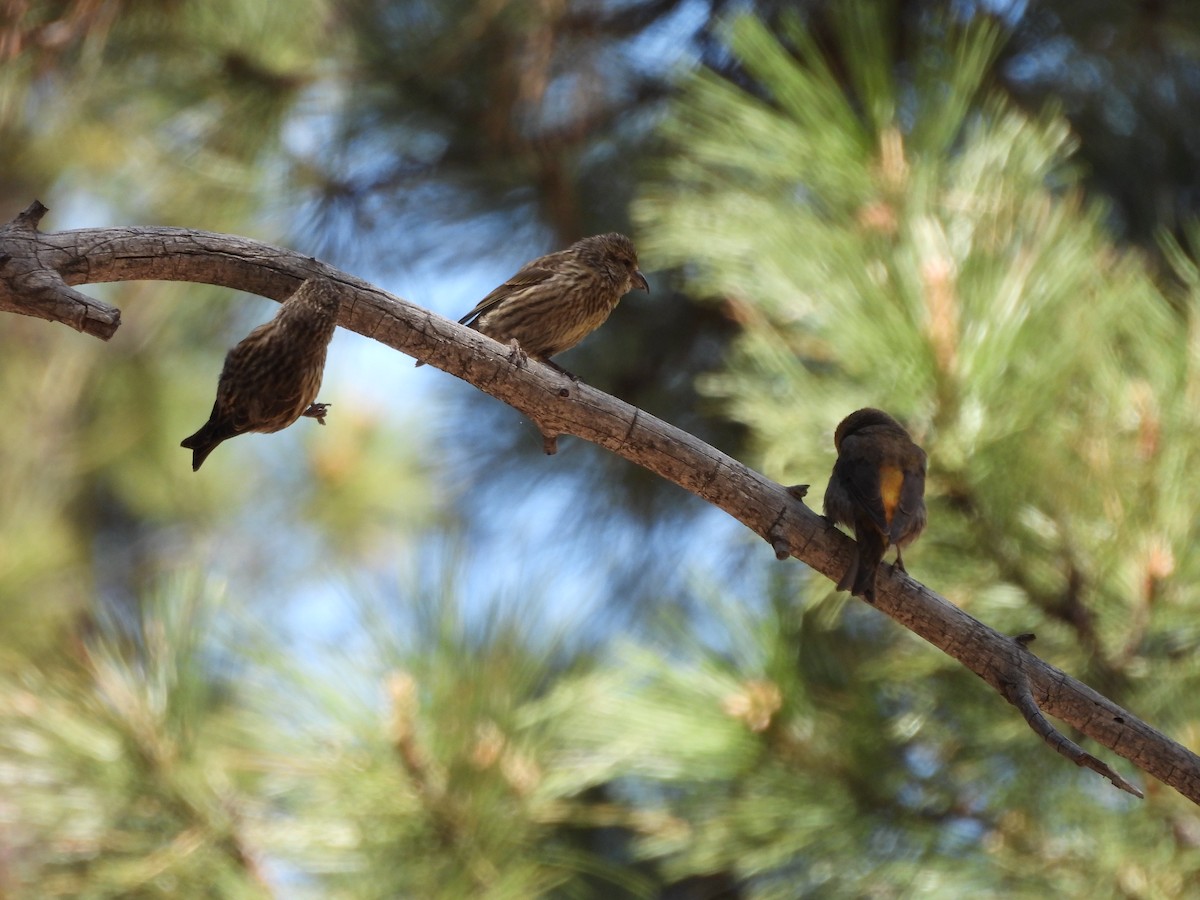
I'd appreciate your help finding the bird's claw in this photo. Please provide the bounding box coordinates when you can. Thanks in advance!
[304,402,330,425]
[506,339,529,369]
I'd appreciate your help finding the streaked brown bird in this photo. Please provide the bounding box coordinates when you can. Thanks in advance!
[823,408,927,603]
[181,278,341,471]
[417,232,649,377]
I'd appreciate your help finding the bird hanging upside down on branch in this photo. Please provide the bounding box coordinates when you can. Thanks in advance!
[181,278,341,471]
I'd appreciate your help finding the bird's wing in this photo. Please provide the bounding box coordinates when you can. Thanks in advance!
[458,261,561,326]
[213,321,306,435]
[832,439,890,535]
[208,335,262,436]
[889,451,928,544]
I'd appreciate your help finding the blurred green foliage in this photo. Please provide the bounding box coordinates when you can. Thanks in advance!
[4,1,1200,897]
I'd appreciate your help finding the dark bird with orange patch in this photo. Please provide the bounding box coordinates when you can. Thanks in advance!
[418,232,648,378]
[823,408,927,603]
[181,278,341,471]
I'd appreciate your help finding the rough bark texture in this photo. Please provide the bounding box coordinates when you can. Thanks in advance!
[4,202,1197,804]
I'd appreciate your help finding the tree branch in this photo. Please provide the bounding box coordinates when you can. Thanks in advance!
[0,202,122,339]
[4,204,1198,804]
[1000,633,1142,797]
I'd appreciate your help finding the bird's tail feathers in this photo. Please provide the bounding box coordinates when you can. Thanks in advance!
[845,526,887,603]
[180,422,226,472]
[836,545,859,595]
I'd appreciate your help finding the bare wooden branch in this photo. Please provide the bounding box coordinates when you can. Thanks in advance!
[4,204,1198,804]
[0,202,122,339]
[999,634,1143,798]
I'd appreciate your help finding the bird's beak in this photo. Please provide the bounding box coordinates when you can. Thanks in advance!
[632,270,650,292]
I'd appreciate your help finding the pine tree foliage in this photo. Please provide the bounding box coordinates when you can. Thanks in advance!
[638,4,1200,674]
[620,1,1200,892]
[0,578,655,897]
[0,577,269,897]
[7,1,1200,897]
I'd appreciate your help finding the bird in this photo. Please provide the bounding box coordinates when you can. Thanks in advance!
[181,278,341,471]
[823,408,927,603]
[417,232,649,377]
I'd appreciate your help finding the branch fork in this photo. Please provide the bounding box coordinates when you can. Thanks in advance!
[0,201,121,339]
[998,633,1143,798]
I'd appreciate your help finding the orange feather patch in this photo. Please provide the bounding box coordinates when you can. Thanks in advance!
[878,465,904,527]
